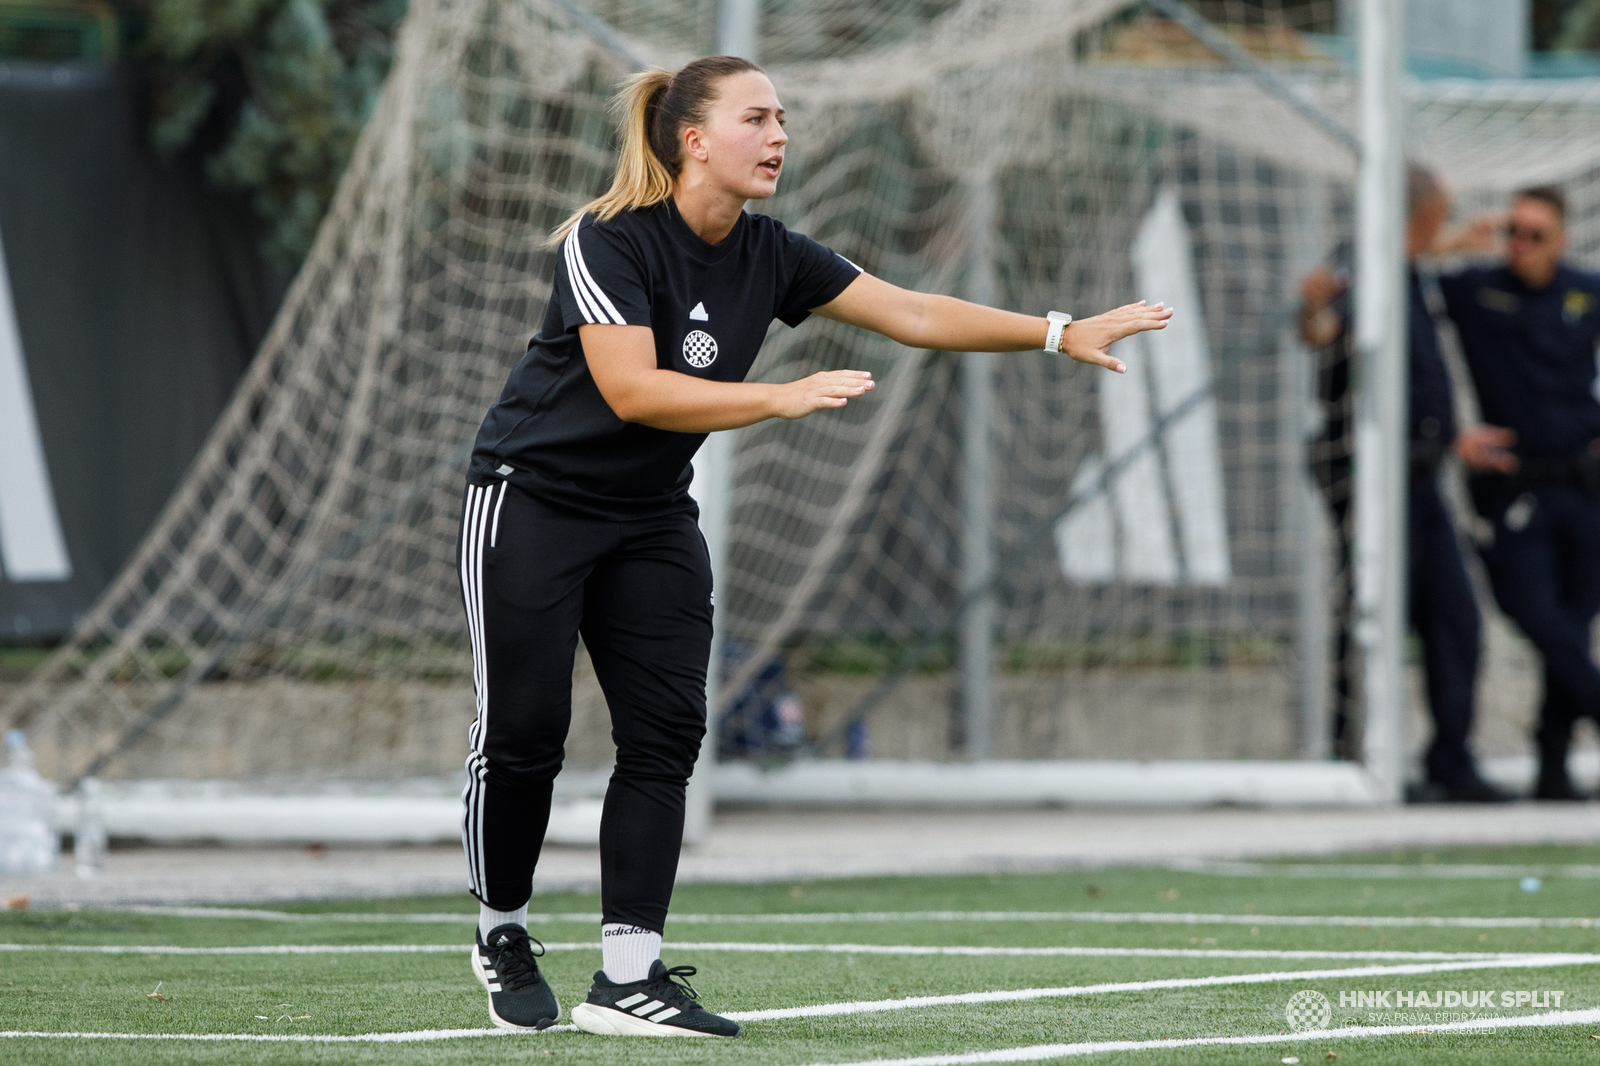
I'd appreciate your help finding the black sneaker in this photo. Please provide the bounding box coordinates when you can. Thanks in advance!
[471,923,560,1030]
[1408,775,1517,804]
[1441,775,1516,803]
[1534,773,1589,801]
[570,961,740,1037]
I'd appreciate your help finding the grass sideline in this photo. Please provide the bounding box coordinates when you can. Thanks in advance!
[4,845,1600,1064]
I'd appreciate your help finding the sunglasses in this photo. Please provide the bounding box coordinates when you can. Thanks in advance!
[1505,224,1552,243]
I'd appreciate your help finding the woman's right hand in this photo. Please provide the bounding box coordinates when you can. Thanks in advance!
[1058,302,1172,373]
[772,370,875,420]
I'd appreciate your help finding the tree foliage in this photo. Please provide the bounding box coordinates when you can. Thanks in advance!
[1556,0,1600,49]
[137,0,406,267]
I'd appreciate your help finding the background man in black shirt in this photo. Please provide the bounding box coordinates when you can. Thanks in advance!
[1439,185,1600,801]
[1299,166,1515,803]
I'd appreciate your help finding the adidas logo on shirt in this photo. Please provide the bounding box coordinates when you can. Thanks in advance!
[689,301,709,321]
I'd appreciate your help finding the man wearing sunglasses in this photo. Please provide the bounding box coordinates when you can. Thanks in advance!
[1437,185,1600,802]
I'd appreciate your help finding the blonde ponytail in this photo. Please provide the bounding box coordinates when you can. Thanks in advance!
[550,69,674,244]
[548,55,762,246]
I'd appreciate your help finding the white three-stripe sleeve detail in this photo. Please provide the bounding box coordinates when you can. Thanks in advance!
[572,228,601,320]
[563,231,602,324]
[489,482,507,549]
[568,226,626,325]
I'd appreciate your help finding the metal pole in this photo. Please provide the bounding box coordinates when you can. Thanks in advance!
[684,0,762,845]
[1287,178,1332,761]
[716,0,760,60]
[958,172,997,760]
[685,432,731,845]
[1353,0,1408,802]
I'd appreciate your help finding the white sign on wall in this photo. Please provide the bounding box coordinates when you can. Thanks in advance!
[0,220,72,582]
[1056,189,1231,586]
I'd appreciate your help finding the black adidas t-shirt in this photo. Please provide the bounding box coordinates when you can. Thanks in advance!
[471,200,862,518]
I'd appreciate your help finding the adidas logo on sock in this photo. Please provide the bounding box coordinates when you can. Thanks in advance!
[603,924,655,937]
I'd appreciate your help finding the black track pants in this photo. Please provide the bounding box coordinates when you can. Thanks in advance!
[457,478,712,932]
[1478,485,1600,769]
[1407,477,1482,786]
[1326,475,1484,779]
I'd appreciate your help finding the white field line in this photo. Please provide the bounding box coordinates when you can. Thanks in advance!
[0,943,522,955]
[728,954,1600,1022]
[4,977,1598,1045]
[787,1008,1600,1065]
[1171,860,1600,880]
[0,942,1530,961]
[119,905,1600,930]
[120,906,478,923]
[0,1028,558,1043]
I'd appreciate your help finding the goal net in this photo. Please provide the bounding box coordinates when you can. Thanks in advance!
[8,0,1600,811]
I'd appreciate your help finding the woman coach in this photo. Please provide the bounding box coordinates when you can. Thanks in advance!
[459,54,1171,1036]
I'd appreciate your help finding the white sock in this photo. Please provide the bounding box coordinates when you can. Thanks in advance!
[479,903,528,941]
[601,923,662,983]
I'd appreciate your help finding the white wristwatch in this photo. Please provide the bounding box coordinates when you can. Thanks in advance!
[1044,310,1073,353]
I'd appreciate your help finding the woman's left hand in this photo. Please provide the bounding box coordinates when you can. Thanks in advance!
[1058,301,1172,374]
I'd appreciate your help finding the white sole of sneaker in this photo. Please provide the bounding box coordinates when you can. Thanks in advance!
[471,945,560,1031]
[571,1002,723,1037]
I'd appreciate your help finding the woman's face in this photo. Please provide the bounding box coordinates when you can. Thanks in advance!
[682,70,787,201]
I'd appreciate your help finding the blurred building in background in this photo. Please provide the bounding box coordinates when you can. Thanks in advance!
[0,0,286,640]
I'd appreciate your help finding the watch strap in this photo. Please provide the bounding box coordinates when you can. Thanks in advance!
[1045,311,1073,353]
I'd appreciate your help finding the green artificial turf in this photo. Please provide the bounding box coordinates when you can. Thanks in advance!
[3,844,1599,1065]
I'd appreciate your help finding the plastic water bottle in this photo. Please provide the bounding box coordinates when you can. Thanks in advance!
[0,730,58,876]
[74,777,106,879]
[846,718,871,760]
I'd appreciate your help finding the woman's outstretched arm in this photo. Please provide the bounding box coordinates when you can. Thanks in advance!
[583,272,1170,433]
[581,324,874,433]
[812,273,1171,374]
